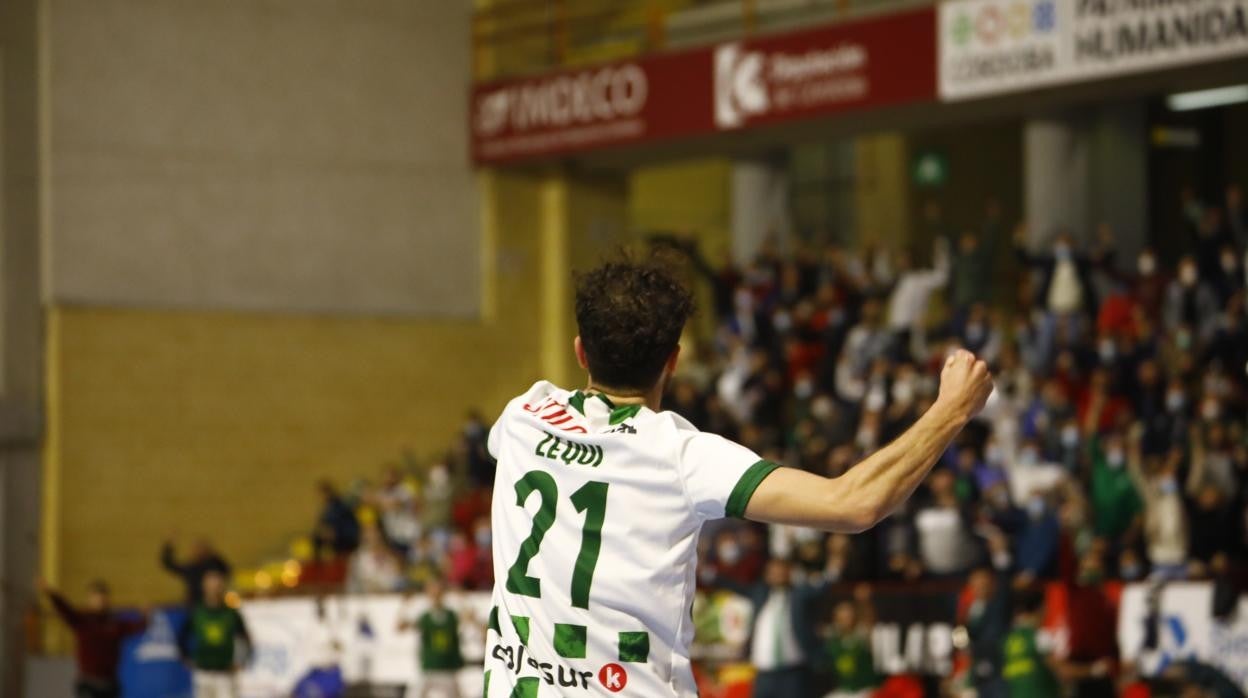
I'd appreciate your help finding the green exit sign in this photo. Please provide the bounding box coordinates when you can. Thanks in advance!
[912,150,948,188]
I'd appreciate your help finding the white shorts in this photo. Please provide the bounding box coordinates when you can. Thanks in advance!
[193,670,237,698]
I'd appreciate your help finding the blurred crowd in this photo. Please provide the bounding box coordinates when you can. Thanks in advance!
[285,184,1248,697]
[50,184,1247,697]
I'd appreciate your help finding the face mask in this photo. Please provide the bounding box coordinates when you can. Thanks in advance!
[865,388,887,413]
[985,444,1003,464]
[892,380,915,405]
[773,310,792,333]
[1158,477,1179,496]
[795,380,814,400]
[1166,391,1186,413]
[1061,425,1080,449]
[992,550,1012,570]
[1120,563,1142,581]
[718,543,742,565]
[1138,255,1156,275]
[1027,497,1046,519]
[1099,339,1116,363]
[965,323,985,343]
[429,466,449,489]
[1106,449,1125,469]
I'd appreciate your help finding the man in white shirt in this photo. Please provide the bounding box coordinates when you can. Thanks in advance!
[482,256,994,696]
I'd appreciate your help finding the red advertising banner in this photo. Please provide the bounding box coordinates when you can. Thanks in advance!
[470,7,937,165]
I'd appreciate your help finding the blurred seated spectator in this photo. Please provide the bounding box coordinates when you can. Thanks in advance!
[346,524,404,594]
[421,463,455,539]
[914,469,980,577]
[372,466,420,553]
[160,536,231,606]
[313,480,360,561]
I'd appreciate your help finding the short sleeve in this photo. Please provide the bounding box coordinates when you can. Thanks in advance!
[677,432,779,520]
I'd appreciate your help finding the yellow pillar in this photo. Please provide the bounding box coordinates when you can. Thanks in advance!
[854,133,911,250]
[539,174,573,387]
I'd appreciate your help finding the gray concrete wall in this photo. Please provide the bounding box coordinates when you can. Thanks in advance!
[47,0,479,317]
[1,0,45,691]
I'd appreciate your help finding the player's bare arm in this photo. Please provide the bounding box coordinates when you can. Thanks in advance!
[744,348,994,532]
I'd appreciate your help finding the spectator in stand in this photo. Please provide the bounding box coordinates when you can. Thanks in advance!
[914,469,980,577]
[160,536,231,606]
[346,524,404,594]
[397,578,464,698]
[462,409,495,488]
[964,567,1011,698]
[38,577,147,698]
[711,558,828,697]
[1059,551,1117,698]
[1014,488,1061,581]
[1185,424,1239,564]
[885,238,950,360]
[1015,229,1098,319]
[1163,255,1220,340]
[313,480,360,561]
[1085,429,1142,547]
[821,600,879,698]
[421,463,455,543]
[1126,425,1189,580]
[1001,587,1060,698]
[180,570,251,698]
[373,465,420,554]
[1130,247,1168,320]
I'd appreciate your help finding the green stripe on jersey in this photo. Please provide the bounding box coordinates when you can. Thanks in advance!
[510,677,539,698]
[618,631,650,662]
[511,615,530,645]
[725,460,781,518]
[568,391,587,415]
[609,404,641,424]
[554,623,587,658]
[488,606,500,634]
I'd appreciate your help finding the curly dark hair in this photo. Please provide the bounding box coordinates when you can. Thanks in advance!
[574,253,694,392]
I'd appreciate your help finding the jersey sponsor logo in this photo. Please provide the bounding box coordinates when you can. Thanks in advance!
[535,433,604,467]
[524,398,589,434]
[490,640,595,691]
[598,663,628,692]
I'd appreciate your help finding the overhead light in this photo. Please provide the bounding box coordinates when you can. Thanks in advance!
[1167,85,1248,111]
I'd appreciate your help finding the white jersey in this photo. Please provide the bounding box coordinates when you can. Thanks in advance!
[483,381,776,697]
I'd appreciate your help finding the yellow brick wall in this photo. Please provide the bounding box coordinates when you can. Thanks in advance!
[42,170,557,605]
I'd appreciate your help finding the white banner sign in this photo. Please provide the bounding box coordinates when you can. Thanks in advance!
[1118,581,1248,690]
[239,592,493,698]
[940,0,1248,99]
